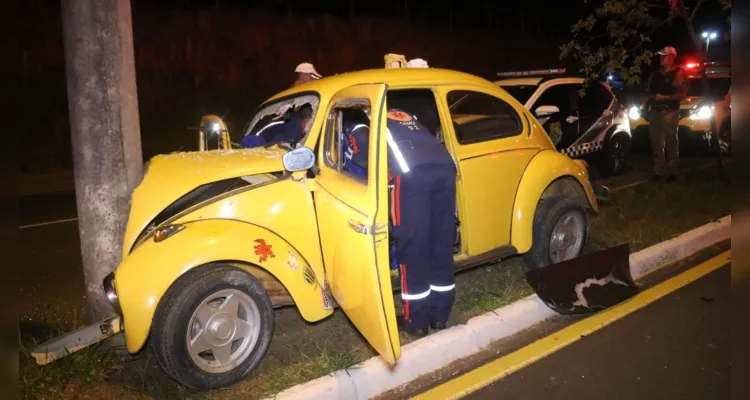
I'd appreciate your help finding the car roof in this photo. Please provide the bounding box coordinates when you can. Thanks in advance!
[266,68,499,104]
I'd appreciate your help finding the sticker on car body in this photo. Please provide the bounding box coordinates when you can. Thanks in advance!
[287,250,300,271]
[253,239,275,263]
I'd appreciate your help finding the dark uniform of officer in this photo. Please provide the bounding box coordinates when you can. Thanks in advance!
[386,109,457,337]
[645,46,687,180]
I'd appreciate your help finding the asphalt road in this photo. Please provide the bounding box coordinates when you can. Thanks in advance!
[466,264,730,400]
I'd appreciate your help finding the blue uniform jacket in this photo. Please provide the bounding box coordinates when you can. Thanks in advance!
[343,122,370,178]
[385,110,455,176]
[241,112,305,148]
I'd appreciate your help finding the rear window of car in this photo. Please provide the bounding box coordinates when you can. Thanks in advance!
[498,84,538,105]
[580,82,613,115]
[446,91,523,145]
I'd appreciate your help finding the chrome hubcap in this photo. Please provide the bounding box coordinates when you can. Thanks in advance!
[549,210,585,264]
[186,289,261,373]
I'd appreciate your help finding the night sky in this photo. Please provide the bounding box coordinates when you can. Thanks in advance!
[23,0,730,59]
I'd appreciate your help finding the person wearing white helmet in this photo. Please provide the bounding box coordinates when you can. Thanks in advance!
[293,62,322,87]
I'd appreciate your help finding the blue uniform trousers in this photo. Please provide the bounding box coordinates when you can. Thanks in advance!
[391,163,457,330]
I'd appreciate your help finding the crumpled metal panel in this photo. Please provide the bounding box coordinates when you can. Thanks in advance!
[525,243,639,315]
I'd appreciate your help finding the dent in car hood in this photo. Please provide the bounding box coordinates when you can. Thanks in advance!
[122,148,286,257]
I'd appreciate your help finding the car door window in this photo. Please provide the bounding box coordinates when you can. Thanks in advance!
[445,91,522,144]
[534,84,581,115]
[579,82,613,116]
[323,101,371,183]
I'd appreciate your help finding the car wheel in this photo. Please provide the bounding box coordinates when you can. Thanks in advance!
[151,264,273,390]
[524,195,589,270]
[719,119,731,155]
[599,133,630,176]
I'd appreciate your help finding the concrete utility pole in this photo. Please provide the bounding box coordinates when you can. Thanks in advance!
[61,0,143,323]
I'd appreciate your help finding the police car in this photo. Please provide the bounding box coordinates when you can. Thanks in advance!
[493,69,632,176]
[629,61,731,155]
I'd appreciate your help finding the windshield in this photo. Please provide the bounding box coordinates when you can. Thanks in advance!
[498,85,538,105]
[687,77,730,98]
[245,94,320,147]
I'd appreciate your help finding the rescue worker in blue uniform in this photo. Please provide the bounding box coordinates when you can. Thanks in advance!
[241,105,312,148]
[386,108,457,337]
[342,118,370,179]
[342,118,402,273]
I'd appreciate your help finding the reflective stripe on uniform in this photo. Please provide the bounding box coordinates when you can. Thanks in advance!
[430,284,456,292]
[402,289,431,300]
[386,128,411,173]
[390,175,401,226]
[254,120,284,136]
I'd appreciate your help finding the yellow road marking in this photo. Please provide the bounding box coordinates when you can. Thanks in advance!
[414,250,731,400]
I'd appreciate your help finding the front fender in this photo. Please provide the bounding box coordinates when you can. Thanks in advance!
[511,151,597,253]
[115,219,331,353]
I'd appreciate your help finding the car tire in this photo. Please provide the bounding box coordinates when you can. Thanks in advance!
[523,195,589,270]
[599,133,630,176]
[151,264,273,390]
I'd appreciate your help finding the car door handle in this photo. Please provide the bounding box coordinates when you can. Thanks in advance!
[348,219,369,234]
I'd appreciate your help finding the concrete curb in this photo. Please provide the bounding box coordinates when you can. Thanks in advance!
[269,215,731,400]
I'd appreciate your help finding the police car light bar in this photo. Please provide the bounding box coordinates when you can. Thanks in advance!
[497,68,566,78]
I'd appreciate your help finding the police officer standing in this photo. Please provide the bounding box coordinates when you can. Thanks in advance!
[646,46,688,181]
[386,108,457,337]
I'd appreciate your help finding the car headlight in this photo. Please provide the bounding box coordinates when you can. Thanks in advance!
[689,105,713,120]
[628,106,641,120]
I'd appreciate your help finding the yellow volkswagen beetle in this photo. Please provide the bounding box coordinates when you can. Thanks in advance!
[104,68,598,389]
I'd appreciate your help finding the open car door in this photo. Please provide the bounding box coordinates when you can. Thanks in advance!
[314,83,400,363]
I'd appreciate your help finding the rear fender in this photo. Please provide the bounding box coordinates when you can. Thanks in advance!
[511,151,597,253]
[115,219,332,353]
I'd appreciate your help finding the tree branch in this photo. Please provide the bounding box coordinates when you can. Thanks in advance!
[641,2,671,9]
[690,0,707,20]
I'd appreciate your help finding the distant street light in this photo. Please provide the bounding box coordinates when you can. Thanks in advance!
[701,31,718,62]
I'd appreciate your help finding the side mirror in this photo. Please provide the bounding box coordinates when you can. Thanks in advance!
[199,115,231,151]
[282,147,315,172]
[534,105,560,117]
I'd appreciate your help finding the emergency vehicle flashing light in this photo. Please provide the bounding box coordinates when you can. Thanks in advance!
[682,61,730,75]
